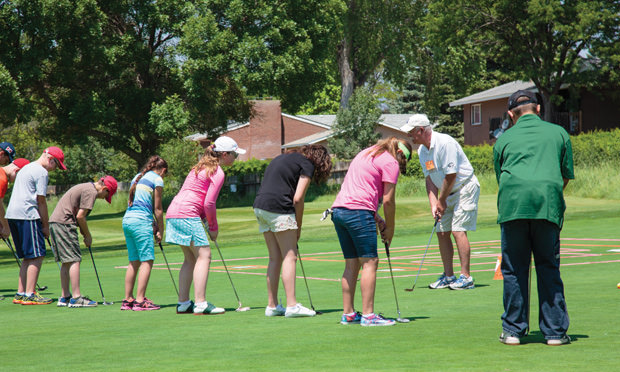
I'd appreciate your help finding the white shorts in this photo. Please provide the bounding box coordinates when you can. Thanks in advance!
[438,177,480,232]
[254,208,298,233]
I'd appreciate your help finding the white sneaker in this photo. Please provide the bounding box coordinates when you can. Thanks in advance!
[265,304,286,317]
[285,303,316,318]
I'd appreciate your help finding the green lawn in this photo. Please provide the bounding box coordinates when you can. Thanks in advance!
[1,195,619,371]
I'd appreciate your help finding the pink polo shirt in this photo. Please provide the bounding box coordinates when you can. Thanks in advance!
[332,146,400,211]
[166,166,225,231]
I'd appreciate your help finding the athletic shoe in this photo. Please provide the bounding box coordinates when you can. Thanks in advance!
[284,303,316,318]
[340,311,362,325]
[428,273,456,289]
[68,296,98,308]
[360,313,396,327]
[13,294,24,304]
[265,304,286,317]
[57,295,72,307]
[176,301,194,314]
[499,332,520,345]
[133,299,161,311]
[21,293,53,305]
[547,335,571,346]
[449,274,475,290]
[194,301,225,315]
[120,300,134,310]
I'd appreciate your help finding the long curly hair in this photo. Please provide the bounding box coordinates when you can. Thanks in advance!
[287,144,332,184]
[129,155,168,204]
[368,137,411,174]
[193,145,223,178]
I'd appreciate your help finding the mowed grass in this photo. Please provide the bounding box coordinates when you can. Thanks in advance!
[1,194,620,371]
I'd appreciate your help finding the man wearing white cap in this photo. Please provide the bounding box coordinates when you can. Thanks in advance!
[403,114,480,290]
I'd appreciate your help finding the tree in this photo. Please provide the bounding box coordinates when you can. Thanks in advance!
[337,0,422,108]
[426,0,620,121]
[328,87,381,159]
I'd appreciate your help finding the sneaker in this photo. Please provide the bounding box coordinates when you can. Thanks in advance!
[57,295,72,307]
[265,304,286,317]
[547,335,571,346]
[499,332,520,345]
[133,299,161,311]
[429,273,456,289]
[340,311,362,325]
[13,294,25,304]
[21,293,53,305]
[68,296,98,308]
[449,274,475,290]
[120,299,134,310]
[361,313,396,327]
[194,301,225,315]
[177,301,194,314]
[284,303,316,318]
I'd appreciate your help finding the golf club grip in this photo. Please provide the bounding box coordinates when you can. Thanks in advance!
[384,242,390,257]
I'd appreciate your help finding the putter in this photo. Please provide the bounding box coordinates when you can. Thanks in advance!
[296,244,322,315]
[405,217,439,292]
[3,237,48,291]
[384,241,410,323]
[86,245,114,305]
[158,242,179,296]
[211,239,250,312]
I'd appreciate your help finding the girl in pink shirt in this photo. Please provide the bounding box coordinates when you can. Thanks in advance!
[165,136,245,315]
[331,137,411,326]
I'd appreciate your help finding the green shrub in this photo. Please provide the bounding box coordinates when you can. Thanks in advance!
[570,128,620,166]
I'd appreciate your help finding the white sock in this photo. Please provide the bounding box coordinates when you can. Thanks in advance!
[362,313,375,318]
[194,301,208,311]
[25,292,33,297]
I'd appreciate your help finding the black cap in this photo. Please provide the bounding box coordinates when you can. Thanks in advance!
[0,142,15,162]
[508,90,538,110]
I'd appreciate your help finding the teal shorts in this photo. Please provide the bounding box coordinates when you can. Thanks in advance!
[165,217,210,247]
[122,217,155,262]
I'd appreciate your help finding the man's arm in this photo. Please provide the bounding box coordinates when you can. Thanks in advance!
[0,199,9,238]
[76,208,92,247]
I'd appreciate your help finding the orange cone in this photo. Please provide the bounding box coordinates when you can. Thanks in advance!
[493,255,503,280]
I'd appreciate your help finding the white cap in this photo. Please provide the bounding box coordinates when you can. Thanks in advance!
[213,136,246,154]
[401,114,431,132]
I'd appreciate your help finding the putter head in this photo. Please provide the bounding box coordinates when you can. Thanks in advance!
[38,286,48,291]
[102,301,114,305]
[404,286,415,292]
[397,317,411,323]
[236,306,251,312]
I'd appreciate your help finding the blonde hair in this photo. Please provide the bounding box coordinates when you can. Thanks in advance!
[367,137,412,174]
[193,145,223,178]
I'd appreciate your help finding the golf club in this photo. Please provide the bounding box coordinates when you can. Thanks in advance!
[211,239,250,312]
[45,237,62,271]
[405,217,439,292]
[296,244,322,315]
[3,237,48,291]
[158,242,179,296]
[86,245,113,305]
[384,241,410,323]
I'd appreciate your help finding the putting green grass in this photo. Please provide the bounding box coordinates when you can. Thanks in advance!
[1,195,619,371]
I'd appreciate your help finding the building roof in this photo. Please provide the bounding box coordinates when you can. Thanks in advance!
[282,130,335,149]
[449,80,537,107]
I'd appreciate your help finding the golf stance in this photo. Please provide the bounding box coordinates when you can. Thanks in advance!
[494,90,573,346]
[253,144,332,318]
[331,137,412,326]
[49,176,118,307]
[6,147,66,305]
[405,114,480,290]
[121,155,168,311]
[165,136,244,315]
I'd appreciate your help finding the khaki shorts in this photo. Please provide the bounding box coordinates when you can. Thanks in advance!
[438,178,480,232]
[50,222,82,263]
[254,208,298,233]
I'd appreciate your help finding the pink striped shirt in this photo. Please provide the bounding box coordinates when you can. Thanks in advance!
[165,166,225,231]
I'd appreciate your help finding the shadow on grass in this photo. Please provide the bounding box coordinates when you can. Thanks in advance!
[519,330,587,345]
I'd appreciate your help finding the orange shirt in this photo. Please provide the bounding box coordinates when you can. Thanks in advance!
[0,168,8,198]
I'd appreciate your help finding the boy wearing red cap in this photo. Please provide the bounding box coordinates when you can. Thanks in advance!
[50,176,118,307]
[0,158,31,238]
[6,147,67,305]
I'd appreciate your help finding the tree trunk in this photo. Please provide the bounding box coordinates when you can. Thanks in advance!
[338,38,355,109]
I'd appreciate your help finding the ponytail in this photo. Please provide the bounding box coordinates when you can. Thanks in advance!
[129,155,168,204]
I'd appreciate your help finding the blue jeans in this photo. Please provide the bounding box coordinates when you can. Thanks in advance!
[500,219,569,339]
[331,208,377,259]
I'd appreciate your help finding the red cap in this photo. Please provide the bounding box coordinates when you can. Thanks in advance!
[101,175,118,204]
[12,158,30,169]
[44,146,67,170]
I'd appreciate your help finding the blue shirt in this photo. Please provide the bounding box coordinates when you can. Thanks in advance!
[123,171,164,221]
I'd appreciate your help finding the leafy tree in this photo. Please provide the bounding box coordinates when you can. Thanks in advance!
[425,0,620,121]
[328,87,381,159]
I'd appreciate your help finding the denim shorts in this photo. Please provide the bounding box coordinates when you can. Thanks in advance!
[331,208,377,259]
[122,217,155,262]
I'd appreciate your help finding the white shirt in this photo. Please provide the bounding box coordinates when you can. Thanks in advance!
[5,162,49,220]
[418,131,475,193]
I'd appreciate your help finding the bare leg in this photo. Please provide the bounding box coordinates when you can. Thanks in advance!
[452,231,471,277]
[178,245,197,303]
[271,229,299,307]
[360,257,379,315]
[342,258,361,314]
[436,232,455,277]
[18,263,27,293]
[23,257,43,294]
[135,260,154,302]
[69,261,81,297]
[60,262,72,298]
[124,260,140,301]
[264,231,283,308]
[192,245,212,304]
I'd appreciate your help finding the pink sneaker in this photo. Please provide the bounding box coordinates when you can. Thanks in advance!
[132,298,160,311]
[120,300,134,310]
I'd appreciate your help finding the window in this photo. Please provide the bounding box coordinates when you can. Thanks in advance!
[471,104,481,125]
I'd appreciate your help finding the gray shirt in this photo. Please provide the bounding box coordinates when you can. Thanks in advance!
[6,162,48,220]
